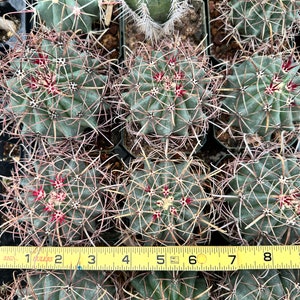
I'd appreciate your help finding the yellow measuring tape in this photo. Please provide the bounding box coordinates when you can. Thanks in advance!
[0,246,299,271]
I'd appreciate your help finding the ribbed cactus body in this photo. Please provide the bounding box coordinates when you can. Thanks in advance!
[16,270,116,299]
[222,55,300,139]
[228,0,300,43]
[218,269,300,300]
[5,31,108,142]
[120,44,219,150]
[118,152,215,245]
[121,0,189,41]
[225,153,300,244]
[129,271,210,300]
[35,0,100,32]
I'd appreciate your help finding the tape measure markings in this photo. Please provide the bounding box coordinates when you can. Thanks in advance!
[0,246,299,271]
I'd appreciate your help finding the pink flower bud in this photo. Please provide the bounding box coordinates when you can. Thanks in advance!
[286,81,299,92]
[281,57,297,72]
[153,72,164,82]
[175,84,186,97]
[32,187,46,201]
[50,175,66,189]
[180,197,192,206]
[152,210,161,221]
[51,210,65,224]
[33,53,49,66]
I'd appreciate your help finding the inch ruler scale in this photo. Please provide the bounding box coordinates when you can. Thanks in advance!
[0,246,299,271]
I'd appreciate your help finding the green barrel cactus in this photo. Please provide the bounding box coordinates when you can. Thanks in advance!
[223,151,300,244]
[116,150,218,245]
[221,0,300,48]
[2,30,109,143]
[121,0,189,42]
[216,269,300,300]
[118,41,221,153]
[220,54,300,142]
[15,270,116,299]
[34,0,102,33]
[127,271,211,299]
[1,153,115,246]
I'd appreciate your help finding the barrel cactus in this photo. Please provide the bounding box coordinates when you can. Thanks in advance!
[14,270,116,299]
[1,30,110,143]
[216,269,300,300]
[115,150,218,246]
[223,151,300,244]
[219,0,300,49]
[219,54,300,144]
[126,271,211,300]
[34,0,103,33]
[121,0,189,42]
[117,40,221,153]
[1,152,116,246]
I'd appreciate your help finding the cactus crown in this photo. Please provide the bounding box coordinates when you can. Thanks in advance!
[217,269,300,300]
[1,30,110,142]
[128,271,211,300]
[15,270,116,299]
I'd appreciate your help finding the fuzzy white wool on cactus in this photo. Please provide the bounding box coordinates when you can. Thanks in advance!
[120,0,190,42]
